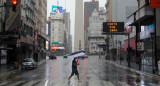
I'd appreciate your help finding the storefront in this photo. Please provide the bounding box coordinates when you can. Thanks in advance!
[140,24,154,65]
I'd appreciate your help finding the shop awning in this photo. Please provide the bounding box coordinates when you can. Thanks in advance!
[127,6,154,26]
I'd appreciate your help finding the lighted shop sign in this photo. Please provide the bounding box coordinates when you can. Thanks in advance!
[103,22,124,32]
[46,41,49,50]
[51,47,65,50]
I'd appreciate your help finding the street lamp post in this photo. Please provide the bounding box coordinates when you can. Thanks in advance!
[150,32,154,73]
[128,33,131,67]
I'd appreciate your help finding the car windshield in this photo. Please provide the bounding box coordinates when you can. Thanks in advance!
[23,58,32,62]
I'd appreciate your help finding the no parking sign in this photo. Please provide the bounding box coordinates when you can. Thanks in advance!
[137,42,144,51]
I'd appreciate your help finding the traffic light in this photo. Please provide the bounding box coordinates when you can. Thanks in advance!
[11,0,17,12]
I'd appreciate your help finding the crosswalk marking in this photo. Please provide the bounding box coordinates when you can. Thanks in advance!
[119,82,130,86]
[21,80,40,86]
[103,81,114,86]
[7,81,25,86]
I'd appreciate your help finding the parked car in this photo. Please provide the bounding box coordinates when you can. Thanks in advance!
[22,58,37,70]
[49,55,56,60]
[64,54,69,58]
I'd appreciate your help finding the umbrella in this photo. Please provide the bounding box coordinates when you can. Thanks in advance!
[68,51,86,58]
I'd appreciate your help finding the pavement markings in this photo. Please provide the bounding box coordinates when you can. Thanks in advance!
[21,80,40,86]
[7,80,25,86]
[119,82,131,86]
[103,81,114,86]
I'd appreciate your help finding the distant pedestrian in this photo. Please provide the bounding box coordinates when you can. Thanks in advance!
[68,57,79,80]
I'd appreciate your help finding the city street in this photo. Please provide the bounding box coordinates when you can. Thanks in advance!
[1,55,160,86]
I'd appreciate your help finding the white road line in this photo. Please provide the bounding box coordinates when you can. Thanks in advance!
[103,81,114,86]
[7,81,25,86]
[119,82,131,86]
[45,80,49,86]
[21,80,40,86]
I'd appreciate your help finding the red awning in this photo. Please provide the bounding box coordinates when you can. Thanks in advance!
[124,37,135,51]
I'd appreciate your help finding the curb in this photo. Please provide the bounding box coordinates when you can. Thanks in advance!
[0,69,21,83]
[106,60,160,79]
[0,60,46,83]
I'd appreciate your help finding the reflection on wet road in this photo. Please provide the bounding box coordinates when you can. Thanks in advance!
[1,55,160,86]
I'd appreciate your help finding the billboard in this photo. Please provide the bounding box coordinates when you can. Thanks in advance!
[150,0,160,7]
[52,5,63,13]
[103,22,124,32]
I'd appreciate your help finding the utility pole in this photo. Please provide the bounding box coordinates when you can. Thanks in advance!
[137,0,141,70]
[154,8,158,71]
[128,33,131,67]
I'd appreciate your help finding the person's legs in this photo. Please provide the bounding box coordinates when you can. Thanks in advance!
[68,71,74,80]
[75,70,79,80]
[77,74,79,80]
[68,74,73,80]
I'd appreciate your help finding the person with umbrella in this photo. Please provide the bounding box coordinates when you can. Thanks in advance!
[68,57,79,80]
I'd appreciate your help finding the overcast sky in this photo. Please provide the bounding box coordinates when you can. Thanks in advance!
[47,0,106,42]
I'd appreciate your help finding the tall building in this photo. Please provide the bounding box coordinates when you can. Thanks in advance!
[84,0,99,51]
[84,0,99,31]
[33,0,47,61]
[0,0,47,69]
[50,13,65,44]
[86,9,106,54]
[50,13,66,55]
[63,9,72,54]
[74,0,84,52]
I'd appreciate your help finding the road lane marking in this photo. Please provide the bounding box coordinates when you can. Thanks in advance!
[7,81,25,86]
[45,80,49,86]
[119,82,130,86]
[21,80,40,86]
[103,81,114,86]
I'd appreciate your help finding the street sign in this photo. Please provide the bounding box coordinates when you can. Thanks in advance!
[52,42,59,44]
[103,22,124,32]
[137,42,144,51]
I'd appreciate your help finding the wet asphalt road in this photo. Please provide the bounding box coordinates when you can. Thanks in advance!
[1,55,160,86]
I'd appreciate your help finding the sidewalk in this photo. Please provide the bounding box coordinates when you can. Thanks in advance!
[0,60,46,83]
[106,55,158,75]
